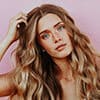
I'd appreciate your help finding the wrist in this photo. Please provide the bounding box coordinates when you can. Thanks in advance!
[6,33,15,45]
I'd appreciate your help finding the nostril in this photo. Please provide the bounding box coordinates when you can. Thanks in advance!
[54,37,62,43]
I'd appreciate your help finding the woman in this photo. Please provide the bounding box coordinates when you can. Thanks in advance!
[0,4,100,100]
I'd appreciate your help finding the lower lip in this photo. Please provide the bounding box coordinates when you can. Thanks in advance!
[56,44,66,51]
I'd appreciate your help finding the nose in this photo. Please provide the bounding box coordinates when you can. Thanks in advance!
[52,31,62,43]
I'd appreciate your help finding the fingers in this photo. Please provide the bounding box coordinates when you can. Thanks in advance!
[7,12,28,42]
[10,12,28,29]
[15,12,27,20]
[13,12,27,20]
[16,12,28,29]
[16,18,27,29]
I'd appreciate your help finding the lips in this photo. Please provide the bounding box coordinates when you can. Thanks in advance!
[55,43,66,51]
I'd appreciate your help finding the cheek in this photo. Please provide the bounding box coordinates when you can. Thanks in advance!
[63,33,71,42]
[40,40,53,51]
[41,42,56,56]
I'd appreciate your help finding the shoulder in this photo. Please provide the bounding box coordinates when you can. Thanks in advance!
[0,69,17,96]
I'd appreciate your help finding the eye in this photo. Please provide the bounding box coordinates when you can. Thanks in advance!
[57,24,65,32]
[41,33,50,40]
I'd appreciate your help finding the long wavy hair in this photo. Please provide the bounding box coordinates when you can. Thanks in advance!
[10,4,100,100]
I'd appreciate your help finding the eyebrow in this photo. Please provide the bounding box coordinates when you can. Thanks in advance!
[39,30,50,36]
[54,21,63,28]
[39,21,63,35]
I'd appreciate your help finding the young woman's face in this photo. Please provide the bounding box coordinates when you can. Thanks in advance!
[37,13,73,60]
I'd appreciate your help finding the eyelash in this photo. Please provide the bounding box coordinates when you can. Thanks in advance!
[56,24,65,31]
[40,24,65,40]
[41,33,50,40]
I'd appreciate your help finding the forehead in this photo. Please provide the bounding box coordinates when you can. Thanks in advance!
[38,13,62,33]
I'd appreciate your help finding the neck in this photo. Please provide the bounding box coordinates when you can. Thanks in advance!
[53,58,73,81]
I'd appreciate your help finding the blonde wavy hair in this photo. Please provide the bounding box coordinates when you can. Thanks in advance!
[10,4,100,100]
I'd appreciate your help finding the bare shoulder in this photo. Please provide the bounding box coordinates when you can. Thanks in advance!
[0,69,16,97]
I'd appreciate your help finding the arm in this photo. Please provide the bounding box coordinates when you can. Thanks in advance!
[0,70,16,96]
[0,35,13,61]
[0,12,27,61]
[0,12,27,96]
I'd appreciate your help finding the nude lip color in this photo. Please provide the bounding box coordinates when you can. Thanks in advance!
[55,44,66,51]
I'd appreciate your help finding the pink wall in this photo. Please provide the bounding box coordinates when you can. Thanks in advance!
[0,0,100,99]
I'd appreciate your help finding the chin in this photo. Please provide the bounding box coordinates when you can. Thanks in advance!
[62,48,72,55]
[55,50,72,58]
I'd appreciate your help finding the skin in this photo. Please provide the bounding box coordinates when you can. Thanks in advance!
[38,14,77,100]
[0,11,79,100]
[38,14,73,79]
[38,14,73,60]
[0,12,27,96]
[0,12,99,99]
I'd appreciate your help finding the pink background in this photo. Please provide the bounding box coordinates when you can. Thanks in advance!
[0,0,100,100]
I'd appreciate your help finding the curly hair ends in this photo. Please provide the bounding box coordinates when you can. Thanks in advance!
[69,31,100,99]
[10,4,100,100]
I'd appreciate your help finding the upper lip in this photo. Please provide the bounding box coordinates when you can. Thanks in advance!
[55,43,66,50]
